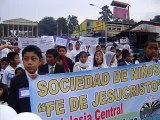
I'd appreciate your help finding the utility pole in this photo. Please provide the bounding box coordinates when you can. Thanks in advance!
[90,3,107,42]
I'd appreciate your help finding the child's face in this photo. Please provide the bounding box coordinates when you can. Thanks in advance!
[116,50,122,57]
[46,54,57,66]
[96,46,101,51]
[23,52,41,74]
[75,43,80,50]
[125,54,132,63]
[80,53,88,63]
[95,51,103,65]
[1,61,9,70]
[59,48,66,56]
[12,55,20,65]
[69,44,73,51]
[144,42,159,59]
[111,48,116,53]
[0,88,3,96]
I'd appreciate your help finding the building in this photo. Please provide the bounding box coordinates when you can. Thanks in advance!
[73,19,130,40]
[115,21,160,48]
[0,18,38,39]
[106,22,129,37]
[73,19,106,37]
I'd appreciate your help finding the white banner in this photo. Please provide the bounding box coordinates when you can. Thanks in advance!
[55,37,68,46]
[79,36,98,46]
[29,62,160,120]
[18,37,55,52]
[39,37,55,52]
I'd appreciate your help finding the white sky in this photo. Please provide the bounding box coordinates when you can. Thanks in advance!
[0,0,160,24]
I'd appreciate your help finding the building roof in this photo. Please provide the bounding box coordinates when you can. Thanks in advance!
[115,29,159,38]
[129,20,160,30]
[2,18,38,26]
[111,0,129,8]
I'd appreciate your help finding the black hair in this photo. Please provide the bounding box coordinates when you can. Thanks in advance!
[79,51,88,58]
[58,46,67,52]
[116,49,121,52]
[22,45,42,59]
[96,45,101,48]
[13,42,18,46]
[68,43,73,46]
[113,42,118,48]
[1,57,9,63]
[15,67,24,75]
[77,51,88,61]
[76,41,81,45]
[122,49,130,59]
[144,39,158,48]
[46,49,60,58]
[101,45,106,48]
[0,83,8,103]
[111,46,116,50]
[7,52,19,63]
[93,50,103,66]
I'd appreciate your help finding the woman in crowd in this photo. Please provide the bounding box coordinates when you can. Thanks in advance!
[105,51,117,68]
[66,43,74,61]
[93,50,106,69]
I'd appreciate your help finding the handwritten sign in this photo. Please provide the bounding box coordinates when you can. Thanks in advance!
[79,36,98,46]
[18,37,55,52]
[55,37,68,46]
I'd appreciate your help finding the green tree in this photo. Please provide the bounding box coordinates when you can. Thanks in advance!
[38,17,57,36]
[122,19,136,25]
[67,15,79,35]
[150,15,160,22]
[98,5,113,22]
[56,17,68,35]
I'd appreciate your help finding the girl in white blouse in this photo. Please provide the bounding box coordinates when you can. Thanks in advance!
[73,51,91,72]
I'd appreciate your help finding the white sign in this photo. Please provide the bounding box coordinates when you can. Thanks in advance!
[79,36,98,46]
[69,40,78,45]
[55,37,68,46]
[41,36,54,39]
[18,37,55,52]
[18,38,39,52]
[120,37,129,44]
[39,37,55,52]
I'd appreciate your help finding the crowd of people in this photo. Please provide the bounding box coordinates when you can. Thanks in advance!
[0,38,159,113]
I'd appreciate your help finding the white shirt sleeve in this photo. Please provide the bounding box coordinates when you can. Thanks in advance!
[2,70,8,85]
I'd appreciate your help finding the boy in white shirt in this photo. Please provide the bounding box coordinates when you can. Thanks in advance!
[0,57,9,82]
[2,52,20,88]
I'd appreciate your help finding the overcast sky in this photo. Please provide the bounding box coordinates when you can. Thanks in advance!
[0,0,160,23]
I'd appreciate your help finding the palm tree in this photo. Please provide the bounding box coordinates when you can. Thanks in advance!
[98,5,113,22]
